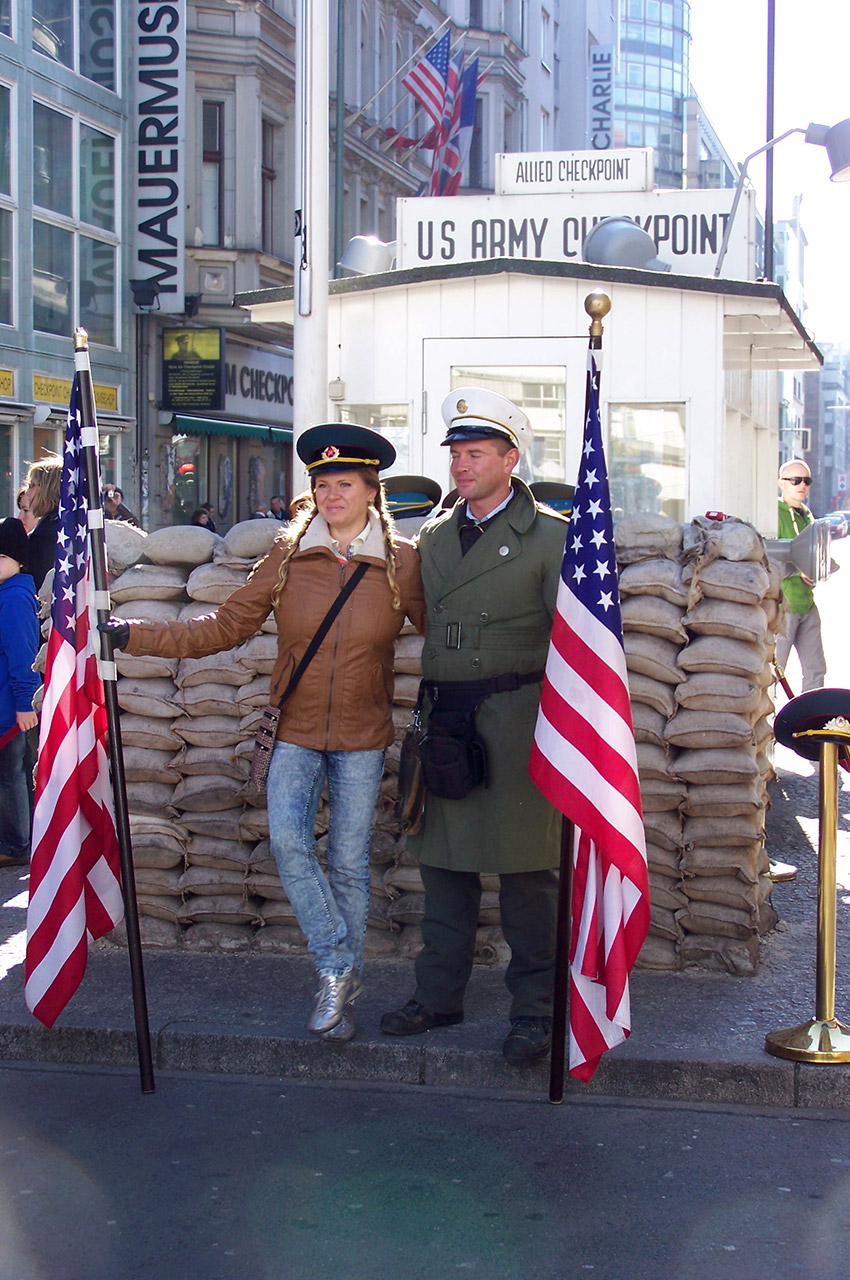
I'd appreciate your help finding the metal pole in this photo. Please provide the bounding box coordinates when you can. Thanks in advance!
[815,741,839,1023]
[333,0,346,279]
[764,0,776,280]
[74,330,155,1095]
[549,817,574,1103]
[713,127,804,278]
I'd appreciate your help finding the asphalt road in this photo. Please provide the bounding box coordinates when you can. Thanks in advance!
[2,1065,850,1280]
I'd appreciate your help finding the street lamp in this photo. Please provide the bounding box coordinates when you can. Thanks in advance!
[714,118,850,279]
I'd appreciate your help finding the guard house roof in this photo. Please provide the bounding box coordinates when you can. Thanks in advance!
[235,258,823,373]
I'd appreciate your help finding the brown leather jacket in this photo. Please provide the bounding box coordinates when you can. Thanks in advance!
[124,518,426,752]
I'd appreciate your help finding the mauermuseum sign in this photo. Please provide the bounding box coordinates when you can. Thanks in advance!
[396,187,756,280]
[496,149,654,195]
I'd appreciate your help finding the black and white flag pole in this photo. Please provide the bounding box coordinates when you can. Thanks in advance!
[74,328,155,1095]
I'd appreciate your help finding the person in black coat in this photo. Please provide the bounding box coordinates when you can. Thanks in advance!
[22,455,63,593]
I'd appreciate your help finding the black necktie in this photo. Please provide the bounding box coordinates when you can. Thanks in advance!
[459,517,490,556]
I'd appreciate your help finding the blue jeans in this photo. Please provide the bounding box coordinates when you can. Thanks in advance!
[267,742,384,978]
[0,731,32,859]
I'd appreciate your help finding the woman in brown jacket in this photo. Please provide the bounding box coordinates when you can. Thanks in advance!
[102,425,425,1042]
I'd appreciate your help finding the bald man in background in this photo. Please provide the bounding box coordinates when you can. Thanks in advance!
[775,459,826,691]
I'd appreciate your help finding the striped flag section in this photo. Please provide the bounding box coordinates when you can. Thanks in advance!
[401,29,451,128]
[529,350,649,1081]
[25,373,123,1028]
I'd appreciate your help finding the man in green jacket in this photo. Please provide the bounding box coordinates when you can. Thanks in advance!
[381,387,568,1065]
[775,458,826,691]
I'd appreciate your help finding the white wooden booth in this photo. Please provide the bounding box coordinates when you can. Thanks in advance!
[239,259,820,536]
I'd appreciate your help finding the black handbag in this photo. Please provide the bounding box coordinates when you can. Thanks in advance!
[247,561,369,793]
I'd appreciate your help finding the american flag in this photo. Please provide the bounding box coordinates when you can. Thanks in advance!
[529,349,649,1082]
[427,48,465,196]
[25,372,124,1028]
[435,57,478,197]
[402,30,451,129]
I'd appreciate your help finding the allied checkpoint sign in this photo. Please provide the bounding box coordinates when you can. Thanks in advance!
[397,150,757,281]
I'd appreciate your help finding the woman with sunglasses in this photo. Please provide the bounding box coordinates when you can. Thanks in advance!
[776,460,826,691]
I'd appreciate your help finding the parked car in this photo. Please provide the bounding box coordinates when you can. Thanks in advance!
[819,510,849,539]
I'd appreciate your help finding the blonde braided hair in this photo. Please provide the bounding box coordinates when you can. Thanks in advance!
[270,468,402,610]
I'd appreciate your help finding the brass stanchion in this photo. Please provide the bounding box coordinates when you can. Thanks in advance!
[765,709,850,1063]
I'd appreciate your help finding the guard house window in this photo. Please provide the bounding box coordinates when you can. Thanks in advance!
[469,0,483,27]
[0,0,9,37]
[33,101,117,345]
[202,101,224,247]
[32,0,116,92]
[540,8,551,70]
[608,403,686,521]
[261,118,276,255]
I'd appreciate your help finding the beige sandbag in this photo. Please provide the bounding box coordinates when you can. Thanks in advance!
[171,714,246,747]
[623,633,682,685]
[621,596,687,644]
[681,874,762,912]
[118,677,181,718]
[246,872,289,901]
[648,903,681,941]
[627,672,676,717]
[131,841,185,870]
[109,564,188,602]
[143,524,221,566]
[640,777,687,812]
[129,812,188,843]
[711,519,767,563]
[617,559,689,607]
[175,654,246,688]
[682,598,769,645]
[170,774,245,812]
[240,809,270,841]
[636,743,674,781]
[186,562,248,604]
[178,601,218,624]
[119,713,182,751]
[679,932,760,976]
[176,682,244,719]
[688,559,770,605]
[181,810,244,840]
[614,512,683,564]
[672,746,760,786]
[683,813,765,848]
[236,676,272,714]
[677,635,769,681]
[394,633,425,674]
[676,900,757,940]
[663,709,755,750]
[122,744,181,785]
[183,922,255,951]
[631,703,667,747]
[126,781,176,814]
[253,922,308,951]
[383,864,425,899]
[186,837,254,871]
[648,871,688,911]
[642,810,683,852]
[236,633,279,675]
[178,894,263,925]
[680,841,767,882]
[674,672,762,716]
[178,866,247,896]
[115,652,180,680]
[133,867,182,897]
[172,744,248,781]
[680,779,765,817]
[645,841,681,876]
[114,598,182,624]
[136,895,182,924]
[105,519,147,575]
[222,518,283,561]
[393,674,421,707]
[636,934,681,970]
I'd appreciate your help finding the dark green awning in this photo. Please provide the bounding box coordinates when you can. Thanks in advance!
[172,414,292,443]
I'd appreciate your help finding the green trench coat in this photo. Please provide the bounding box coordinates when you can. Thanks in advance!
[410,479,568,875]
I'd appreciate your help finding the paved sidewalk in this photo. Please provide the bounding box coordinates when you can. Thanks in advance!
[2,743,849,1108]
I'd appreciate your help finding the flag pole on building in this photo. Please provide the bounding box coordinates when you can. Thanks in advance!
[74,330,155,1094]
[528,292,650,1102]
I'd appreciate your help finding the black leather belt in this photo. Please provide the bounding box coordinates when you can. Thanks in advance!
[422,670,545,711]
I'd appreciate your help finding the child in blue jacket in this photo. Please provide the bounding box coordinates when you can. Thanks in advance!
[0,518,40,867]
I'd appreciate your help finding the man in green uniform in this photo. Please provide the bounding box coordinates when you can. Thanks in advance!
[776,458,826,691]
[381,387,568,1064]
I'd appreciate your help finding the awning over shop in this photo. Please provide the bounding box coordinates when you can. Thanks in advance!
[171,414,292,443]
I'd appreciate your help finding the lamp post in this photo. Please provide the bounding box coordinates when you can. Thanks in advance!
[714,118,850,279]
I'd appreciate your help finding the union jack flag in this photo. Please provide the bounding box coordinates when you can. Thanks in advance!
[529,349,649,1081]
[433,57,478,197]
[25,372,124,1028]
[401,30,451,129]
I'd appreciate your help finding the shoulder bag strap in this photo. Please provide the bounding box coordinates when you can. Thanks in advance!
[274,559,369,710]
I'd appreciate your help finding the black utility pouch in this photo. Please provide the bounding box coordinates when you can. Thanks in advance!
[418,708,489,800]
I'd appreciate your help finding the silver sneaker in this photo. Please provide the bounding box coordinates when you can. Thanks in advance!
[321,1006,356,1042]
[309,969,356,1034]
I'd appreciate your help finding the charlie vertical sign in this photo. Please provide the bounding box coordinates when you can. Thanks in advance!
[587,45,614,150]
[132,0,186,312]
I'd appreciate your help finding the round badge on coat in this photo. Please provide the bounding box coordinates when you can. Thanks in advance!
[499,545,510,556]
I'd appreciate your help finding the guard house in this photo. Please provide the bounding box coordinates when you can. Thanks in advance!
[237,152,822,536]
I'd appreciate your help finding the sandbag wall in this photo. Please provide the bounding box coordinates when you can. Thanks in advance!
[616,514,782,976]
[99,512,781,975]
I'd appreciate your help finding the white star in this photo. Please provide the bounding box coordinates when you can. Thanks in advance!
[63,584,74,603]
[598,591,614,611]
[58,554,71,576]
[588,498,603,519]
[594,559,611,579]
[574,563,586,583]
[571,534,582,553]
[591,528,606,549]
[583,437,594,459]
[585,468,598,487]
[57,528,70,548]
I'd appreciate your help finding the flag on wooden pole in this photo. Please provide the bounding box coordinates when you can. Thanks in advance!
[529,343,649,1082]
[25,372,124,1028]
